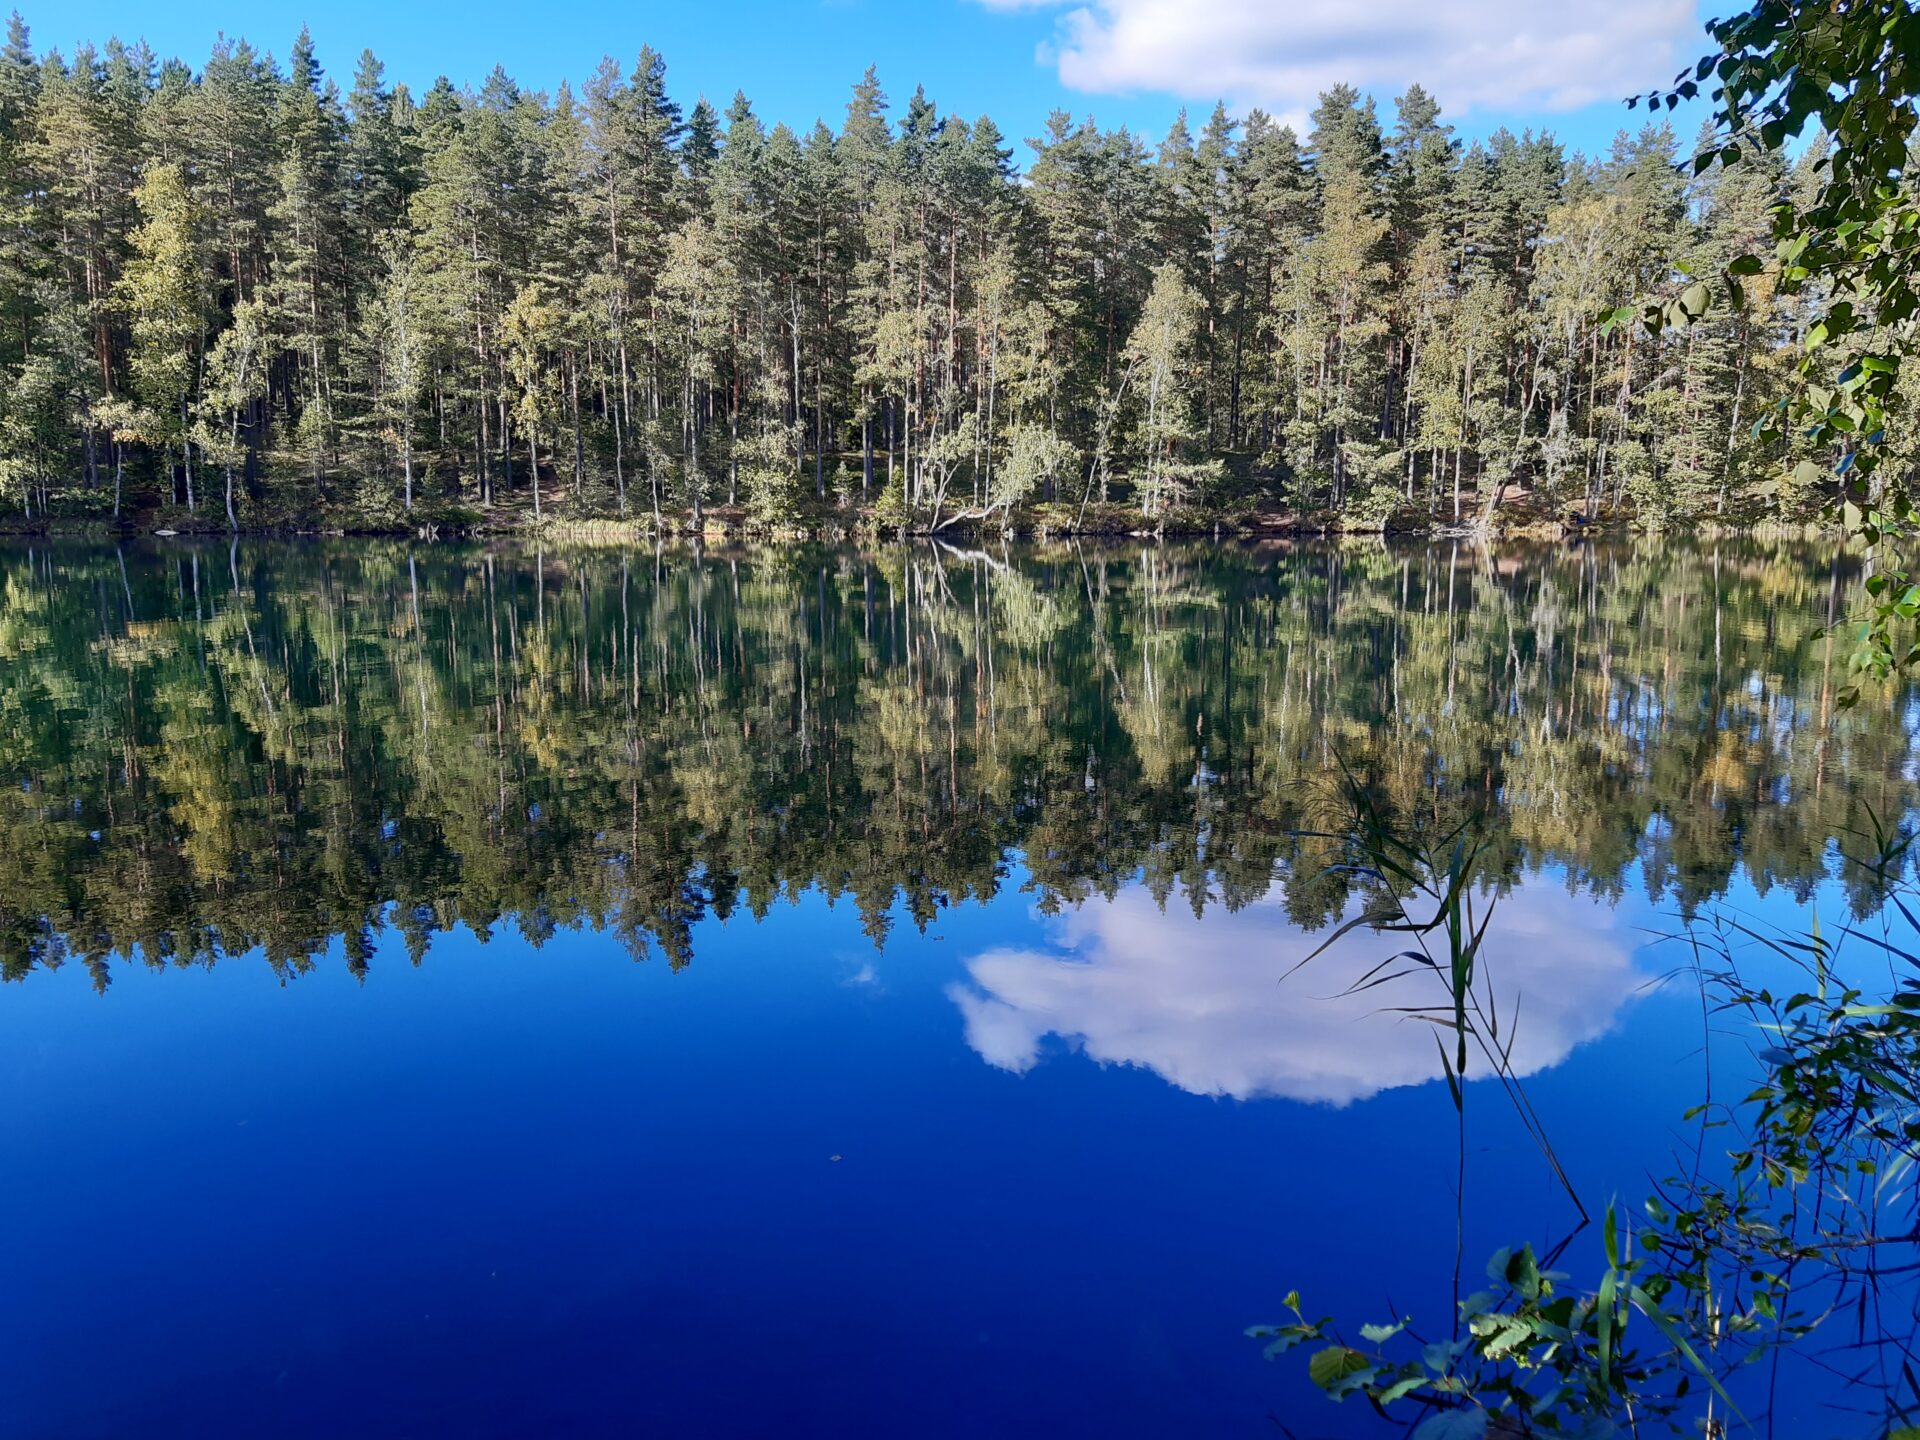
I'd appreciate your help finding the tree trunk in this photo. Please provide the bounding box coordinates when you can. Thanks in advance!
[530,423,541,520]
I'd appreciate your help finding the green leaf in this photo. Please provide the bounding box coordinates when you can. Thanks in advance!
[1480,1315,1537,1358]
[1307,1345,1371,1392]
[1596,1265,1619,1390]
[1259,1330,1309,1359]
[1376,1374,1427,1405]
[1628,1284,1740,1415]
[1503,1245,1543,1300]
[1359,1321,1405,1345]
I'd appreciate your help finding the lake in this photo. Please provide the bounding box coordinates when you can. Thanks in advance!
[0,537,1906,1437]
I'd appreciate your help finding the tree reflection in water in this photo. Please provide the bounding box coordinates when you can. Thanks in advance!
[0,537,1902,994]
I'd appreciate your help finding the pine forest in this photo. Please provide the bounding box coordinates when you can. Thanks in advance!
[0,16,1891,534]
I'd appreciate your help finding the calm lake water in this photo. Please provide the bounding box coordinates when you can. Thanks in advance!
[0,537,1908,1437]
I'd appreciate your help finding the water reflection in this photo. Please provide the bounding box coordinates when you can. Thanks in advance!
[1,537,1910,1440]
[0,537,1907,987]
[950,879,1642,1103]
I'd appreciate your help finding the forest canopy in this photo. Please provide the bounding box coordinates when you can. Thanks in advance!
[0,15,1898,532]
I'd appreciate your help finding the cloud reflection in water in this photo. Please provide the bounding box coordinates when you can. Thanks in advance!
[948,882,1642,1104]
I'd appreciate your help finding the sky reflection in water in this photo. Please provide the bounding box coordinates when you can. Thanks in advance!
[5,862,1692,1440]
[0,538,1908,1437]
[951,881,1642,1104]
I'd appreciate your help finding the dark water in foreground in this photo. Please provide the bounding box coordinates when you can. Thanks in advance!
[0,538,1909,1437]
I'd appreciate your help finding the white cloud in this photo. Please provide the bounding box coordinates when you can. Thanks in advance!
[980,0,1695,121]
[947,882,1644,1104]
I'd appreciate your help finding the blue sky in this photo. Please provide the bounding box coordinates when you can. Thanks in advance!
[32,0,1718,161]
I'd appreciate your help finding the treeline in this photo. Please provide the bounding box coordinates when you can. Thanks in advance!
[0,16,1882,531]
[0,538,1906,986]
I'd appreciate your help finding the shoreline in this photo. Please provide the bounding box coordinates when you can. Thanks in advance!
[0,507,1839,546]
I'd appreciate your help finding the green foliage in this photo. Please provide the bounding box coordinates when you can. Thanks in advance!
[117,161,205,478]
[1255,1227,1704,1434]
[1631,0,1919,702]
[0,16,1877,533]
[1344,481,1408,530]
[1125,263,1205,516]
[739,376,804,524]
[993,423,1077,520]
[1261,792,1920,1433]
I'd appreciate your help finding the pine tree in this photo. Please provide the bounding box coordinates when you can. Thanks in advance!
[268,27,349,491]
[0,11,42,367]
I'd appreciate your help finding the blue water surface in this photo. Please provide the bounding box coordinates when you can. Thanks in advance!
[0,537,1901,1437]
[3,859,1782,1439]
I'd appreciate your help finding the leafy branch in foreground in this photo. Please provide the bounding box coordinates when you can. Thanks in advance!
[1630,0,1919,705]
[1250,1213,1729,1439]
[1258,804,1920,1435]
